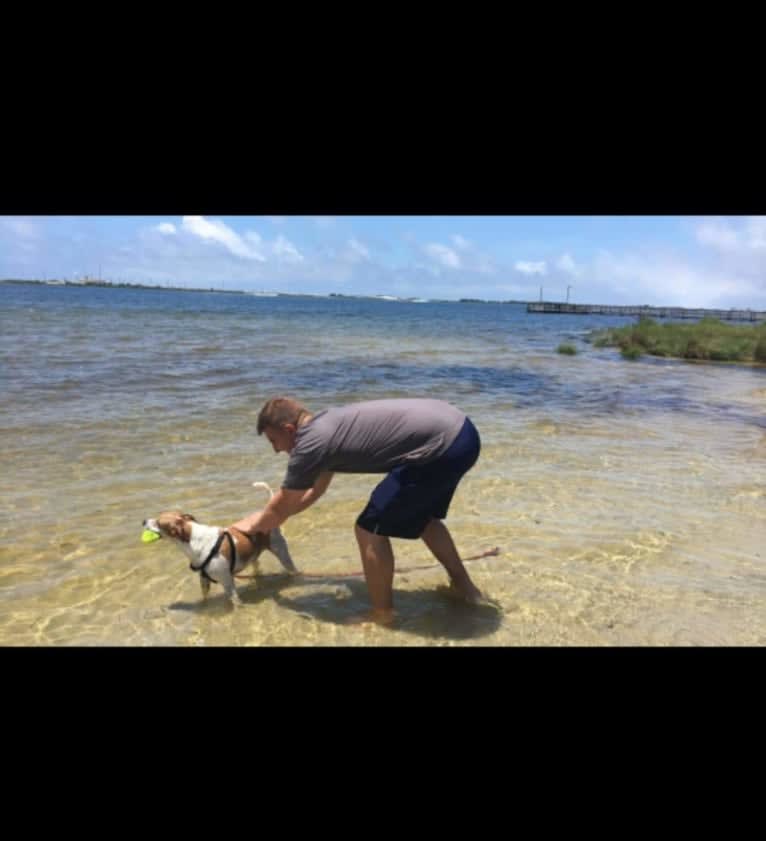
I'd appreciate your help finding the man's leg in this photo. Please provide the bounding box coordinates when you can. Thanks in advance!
[421,518,485,604]
[353,523,396,624]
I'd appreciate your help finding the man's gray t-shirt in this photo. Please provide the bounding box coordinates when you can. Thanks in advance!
[283,399,466,490]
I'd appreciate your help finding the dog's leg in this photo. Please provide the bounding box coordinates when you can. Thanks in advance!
[200,576,211,601]
[206,556,242,607]
[269,528,299,575]
[219,569,243,607]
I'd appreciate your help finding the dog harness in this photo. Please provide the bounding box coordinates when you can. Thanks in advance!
[191,530,237,583]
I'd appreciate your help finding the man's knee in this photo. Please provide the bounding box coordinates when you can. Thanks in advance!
[355,521,376,542]
[420,517,443,535]
[355,522,388,551]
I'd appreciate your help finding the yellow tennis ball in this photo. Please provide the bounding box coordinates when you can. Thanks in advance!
[142,529,161,544]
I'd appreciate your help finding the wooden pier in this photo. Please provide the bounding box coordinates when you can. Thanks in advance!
[526,302,766,322]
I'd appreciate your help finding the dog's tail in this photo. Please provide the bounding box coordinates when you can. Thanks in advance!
[252,481,275,500]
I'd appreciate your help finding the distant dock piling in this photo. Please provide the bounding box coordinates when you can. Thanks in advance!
[526,302,766,322]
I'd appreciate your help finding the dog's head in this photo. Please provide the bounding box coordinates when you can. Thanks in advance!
[142,511,197,543]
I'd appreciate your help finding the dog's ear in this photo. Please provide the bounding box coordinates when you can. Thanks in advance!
[169,515,192,540]
[182,514,197,522]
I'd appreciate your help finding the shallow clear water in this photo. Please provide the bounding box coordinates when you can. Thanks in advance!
[1,284,764,645]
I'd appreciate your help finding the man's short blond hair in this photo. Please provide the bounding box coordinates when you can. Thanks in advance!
[257,397,310,435]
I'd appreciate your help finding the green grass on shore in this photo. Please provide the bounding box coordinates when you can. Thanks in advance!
[589,317,766,363]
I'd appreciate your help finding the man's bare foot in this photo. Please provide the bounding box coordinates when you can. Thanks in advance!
[344,608,396,627]
[438,581,498,607]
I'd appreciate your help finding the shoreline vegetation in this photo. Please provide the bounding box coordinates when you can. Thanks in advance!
[589,318,766,364]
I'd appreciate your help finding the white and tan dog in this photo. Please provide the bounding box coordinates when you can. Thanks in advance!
[142,482,298,606]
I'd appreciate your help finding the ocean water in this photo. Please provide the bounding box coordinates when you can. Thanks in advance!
[1,283,764,646]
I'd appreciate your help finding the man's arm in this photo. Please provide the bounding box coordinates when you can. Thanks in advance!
[230,472,334,536]
[292,471,334,514]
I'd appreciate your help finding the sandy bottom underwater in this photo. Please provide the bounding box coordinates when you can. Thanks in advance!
[2,387,765,646]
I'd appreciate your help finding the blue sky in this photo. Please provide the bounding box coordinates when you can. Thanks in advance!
[2,215,765,308]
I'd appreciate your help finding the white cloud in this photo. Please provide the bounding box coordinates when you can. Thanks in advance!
[695,216,766,253]
[273,235,304,263]
[744,216,766,250]
[156,223,176,235]
[555,253,582,276]
[1,217,39,239]
[344,238,370,262]
[588,249,759,308]
[182,216,265,261]
[696,219,740,251]
[451,235,497,275]
[515,260,547,276]
[689,216,766,305]
[425,243,461,269]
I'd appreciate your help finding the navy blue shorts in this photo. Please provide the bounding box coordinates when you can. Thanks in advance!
[356,417,481,539]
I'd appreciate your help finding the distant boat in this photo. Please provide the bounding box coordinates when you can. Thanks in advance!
[248,290,279,297]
